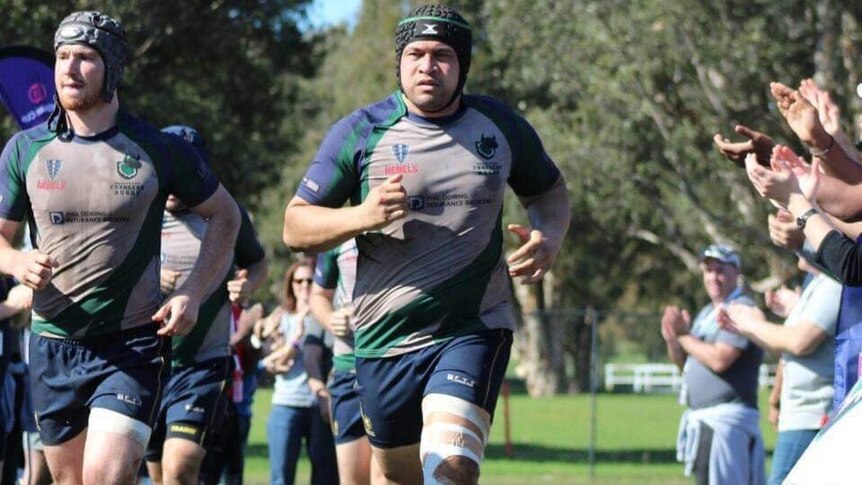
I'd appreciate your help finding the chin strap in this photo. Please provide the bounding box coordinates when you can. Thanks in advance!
[46,93,74,141]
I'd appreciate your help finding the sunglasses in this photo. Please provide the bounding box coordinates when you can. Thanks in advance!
[292,278,313,284]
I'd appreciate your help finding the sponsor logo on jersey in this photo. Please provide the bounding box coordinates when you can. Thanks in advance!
[408,196,425,210]
[46,159,62,179]
[392,144,410,164]
[116,153,141,180]
[169,424,199,436]
[37,180,67,191]
[49,212,65,225]
[475,133,498,160]
[384,163,419,175]
[48,211,130,224]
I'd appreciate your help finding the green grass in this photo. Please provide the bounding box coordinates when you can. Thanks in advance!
[243,388,778,484]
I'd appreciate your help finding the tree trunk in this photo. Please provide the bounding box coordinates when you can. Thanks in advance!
[511,278,566,396]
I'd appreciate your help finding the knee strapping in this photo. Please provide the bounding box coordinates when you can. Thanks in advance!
[88,408,152,449]
[420,394,490,484]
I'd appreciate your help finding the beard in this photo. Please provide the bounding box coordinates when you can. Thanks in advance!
[57,77,104,112]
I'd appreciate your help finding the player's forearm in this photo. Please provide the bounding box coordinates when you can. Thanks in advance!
[282,203,371,253]
[308,292,335,334]
[521,176,571,257]
[0,221,23,277]
[184,201,241,302]
[242,258,268,296]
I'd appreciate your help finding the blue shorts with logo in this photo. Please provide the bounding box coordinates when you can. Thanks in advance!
[145,356,231,461]
[354,328,512,449]
[29,325,171,446]
[328,370,366,445]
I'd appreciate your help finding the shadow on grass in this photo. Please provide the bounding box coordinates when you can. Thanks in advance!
[486,444,679,464]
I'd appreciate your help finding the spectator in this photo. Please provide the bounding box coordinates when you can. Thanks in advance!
[264,260,337,485]
[719,253,840,485]
[664,245,765,485]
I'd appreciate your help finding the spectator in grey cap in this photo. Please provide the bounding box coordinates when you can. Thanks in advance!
[661,244,766,484]
[0,10,241,485]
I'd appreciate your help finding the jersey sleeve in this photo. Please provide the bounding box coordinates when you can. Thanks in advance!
[165,137,219,208]
[313,248,340,290]
[295,116,363,208]
[0,133,31,221]
[233,204,265,268]
[507,113,561,198]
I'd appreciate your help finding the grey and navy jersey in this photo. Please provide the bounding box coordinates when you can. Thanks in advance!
[161,206,264,366]
[0,112,219,337]
[297,92,561,358]
[314,239,357,371]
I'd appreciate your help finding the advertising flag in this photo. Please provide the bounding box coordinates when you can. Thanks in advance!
[0,46,55,129]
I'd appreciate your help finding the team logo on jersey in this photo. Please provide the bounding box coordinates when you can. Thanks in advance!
[392,144,410,164]
[46,159,62,179]
[475,133,498,160]
[116,153,141,180]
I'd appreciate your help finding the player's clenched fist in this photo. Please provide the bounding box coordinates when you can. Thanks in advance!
[14,250,59,290]
[359,174,408,230]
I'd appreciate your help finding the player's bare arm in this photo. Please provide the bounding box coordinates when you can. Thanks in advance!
[283,174,408,253]
[0,218,58,290]
[508,176,571,284]
[153,184,240,336]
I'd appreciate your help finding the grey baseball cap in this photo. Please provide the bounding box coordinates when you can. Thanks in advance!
[700,244,741,269]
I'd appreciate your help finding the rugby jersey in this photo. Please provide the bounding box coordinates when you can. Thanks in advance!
[314,239,358,371]
[297,92,560,358]
[0,112,218,337]
[160,205,264,366]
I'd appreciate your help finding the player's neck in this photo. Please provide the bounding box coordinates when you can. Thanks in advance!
[404,94,462,119]
[65,96,120,137]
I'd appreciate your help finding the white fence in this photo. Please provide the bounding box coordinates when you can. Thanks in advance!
[604,363,777,393]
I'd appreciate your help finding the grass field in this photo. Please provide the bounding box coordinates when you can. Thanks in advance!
[241,387,778,484]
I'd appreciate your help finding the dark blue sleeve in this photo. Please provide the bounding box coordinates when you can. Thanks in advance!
[0,133,31,221]
[507,114,561,197]
[295,116,365,208]
[165,136,219,208]
[313,249,340,289]
[233,205,265,268]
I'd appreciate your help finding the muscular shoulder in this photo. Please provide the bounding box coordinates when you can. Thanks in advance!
[325,94,405,147]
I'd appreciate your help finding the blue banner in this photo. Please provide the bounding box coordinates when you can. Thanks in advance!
[0,46,55,130]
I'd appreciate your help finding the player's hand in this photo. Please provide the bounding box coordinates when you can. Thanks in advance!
[14,250,58,290]
[152,291,200,337]
[359,174,408,231]
[160,269,182,296]
[5,284,33,312]
[507,224,555,284]
[713,124,775,167]
[330,307,352,338]
[227,268,252,304]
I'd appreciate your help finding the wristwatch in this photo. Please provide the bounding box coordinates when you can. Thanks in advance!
[796,207,818,229]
